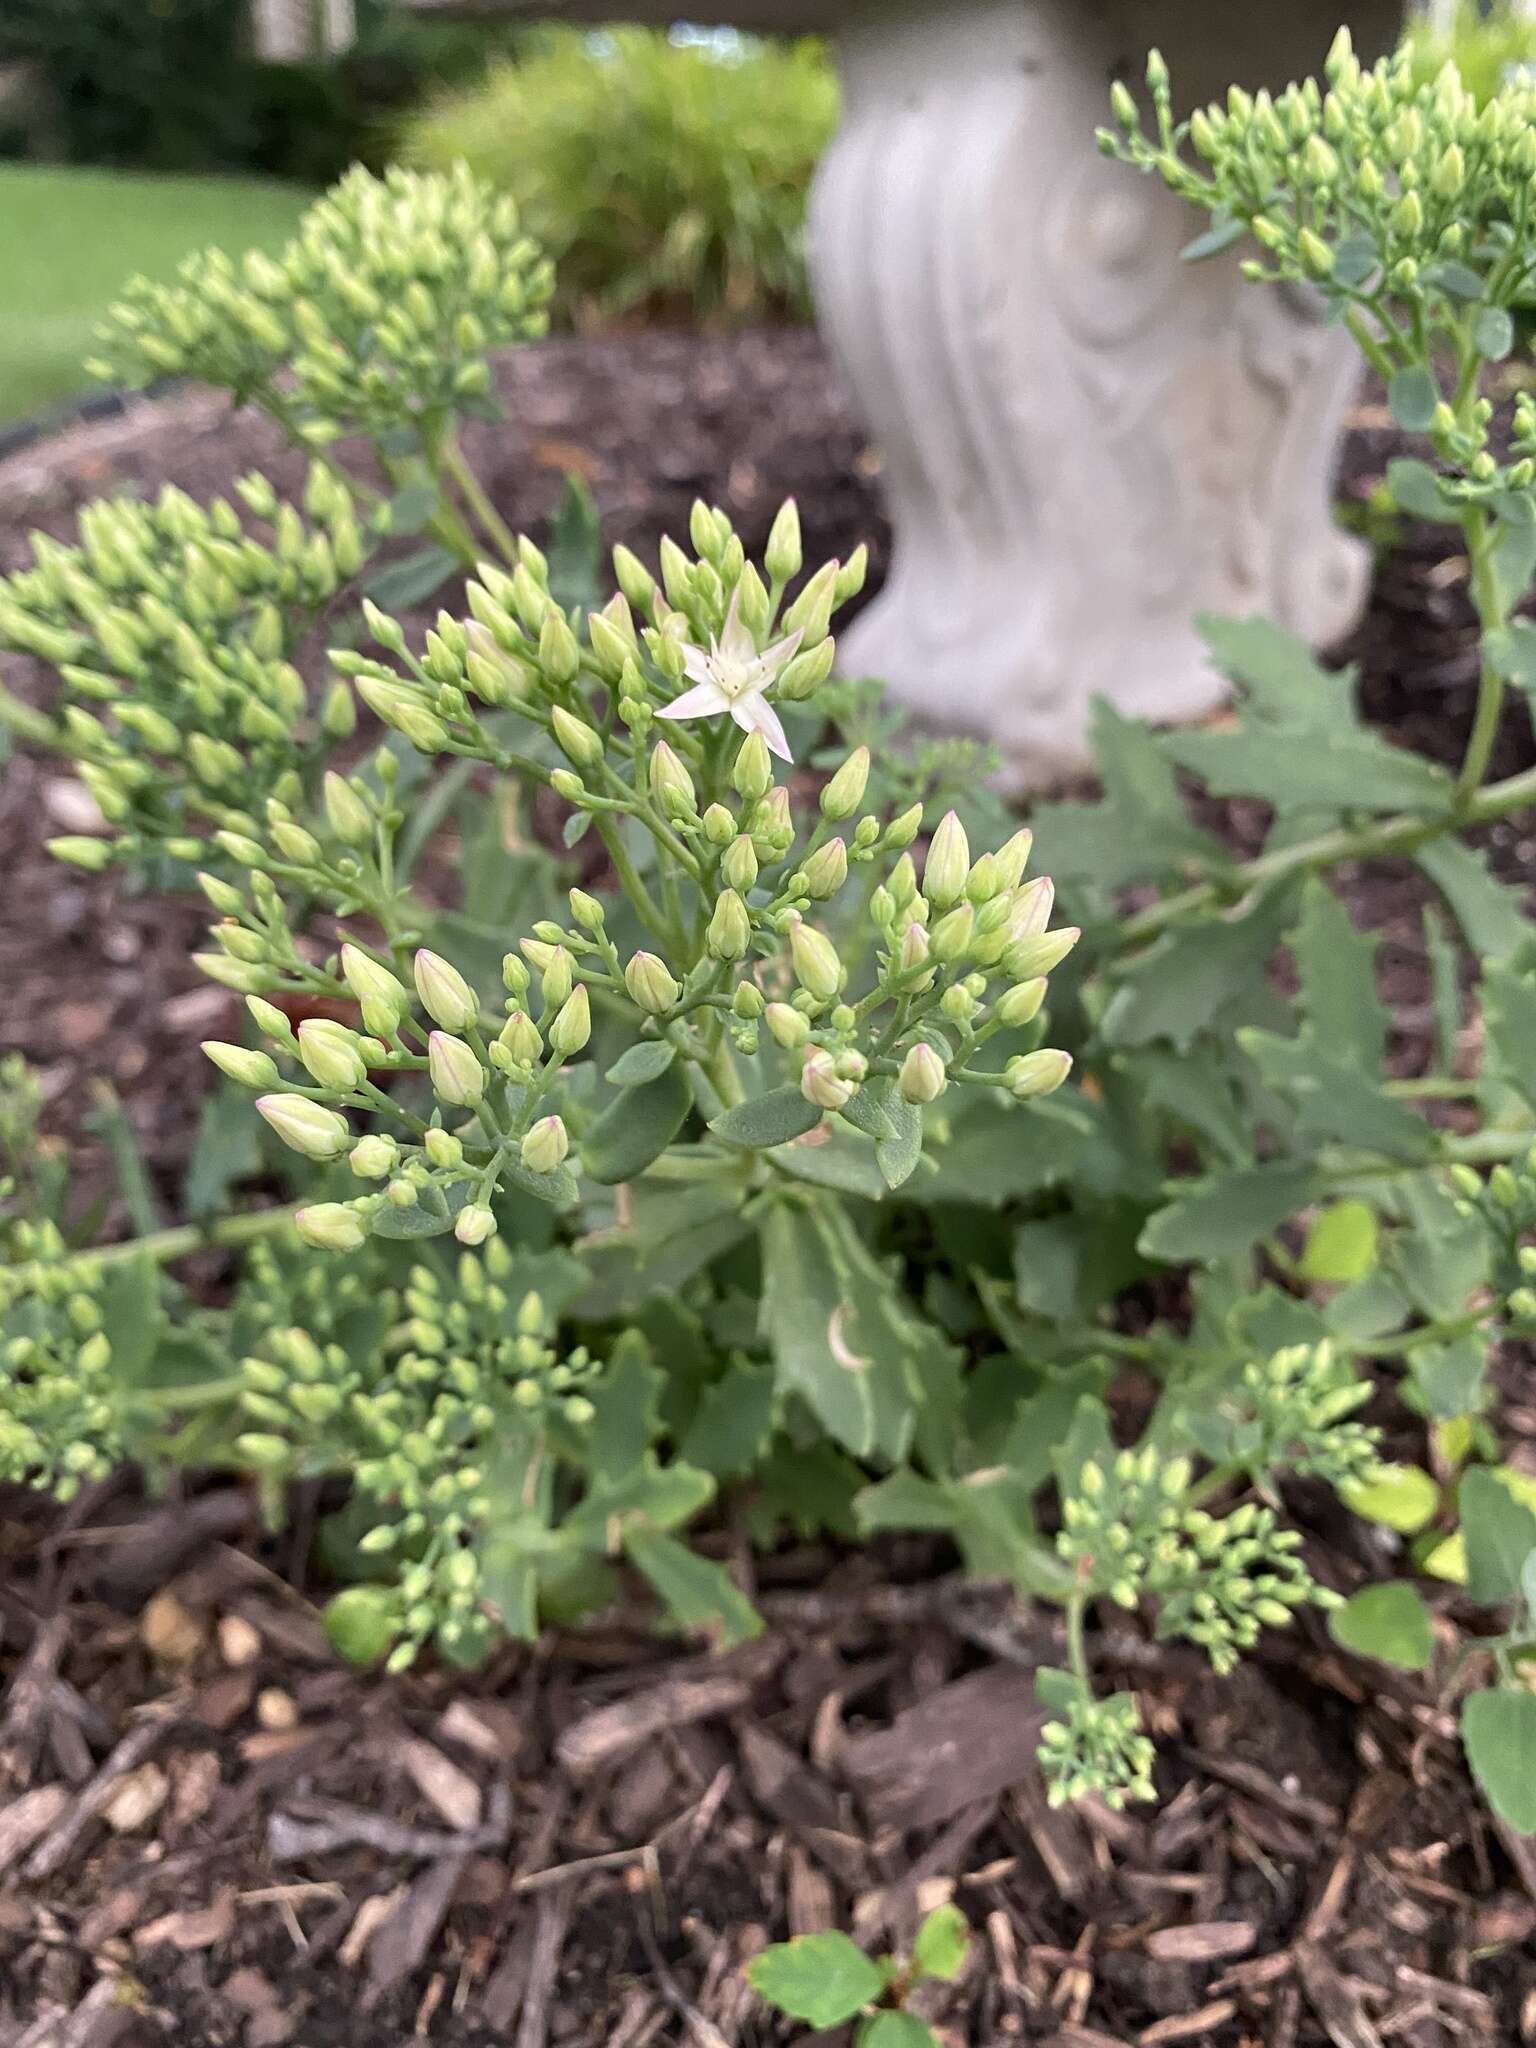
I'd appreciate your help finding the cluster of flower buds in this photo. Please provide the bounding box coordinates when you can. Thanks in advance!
[1448,1149,1536,1329]
[0,1220,125,1500]
[1059,1444,1335,1676]
[88,165,554,445]
[189,758,406,998]
[238,1246,599,1670]
[1105,36,1536,463]
[1228,1341,1382,1492]
[252,506,1078,1238]
[1038,1686,1157,1811]
[0,469,369,872]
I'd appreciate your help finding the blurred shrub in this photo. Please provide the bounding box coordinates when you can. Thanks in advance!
[0,0,518,181]
[404,28,838,329]
[1403,2,1536,104]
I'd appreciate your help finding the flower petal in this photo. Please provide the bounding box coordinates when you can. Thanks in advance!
[679,645,716,688]
[657,679,731,723]
[717,580,755,664]
[731,689,793,763]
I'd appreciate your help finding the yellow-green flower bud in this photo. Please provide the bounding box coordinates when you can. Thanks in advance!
[322,680,357,739]
[341,944,408,1037]
[520,1115,569,1175]
[898,1042,947,1104]
[802,837,848,901]
[1297,229,1333,278]
[996,978,1048,1028]
[765,1001,810,1050]
[789,920,844,1001]
[649,740,697,820]
[1003,926,1080,980]
[885,805,924,853]
[455,1204,497,1246]
[496,1010,543,1067]
[732,732,773,802]
[931,902,975,964]
[569,888,605,933]
[194,952,270,994]
[350,1134,398,1178]
[424,1127,463,1170]
[549,983,591,1057]
[429,1031,485,1108]
[414,948,478,1032]
[707,888,752,962]
[47,836,114,872]
[612,543,656,614]
[298,1019,367,1091]
[898,920,934,991]
[323,771,372,848]
[777,638,836,703]
[1009,875,1055,938]
[551,705,602,769]
[722,836,759,893]
[733,980,765,1020]
[923,810,969,909]
[1007,1048,1073,1100]
[1110,79,1138,129]
[834,545,868,603]
[765,499,802,585]
[540,946,575,1010]
[202,1041,279,1089]
[257,1094,350,1160]
[624,952,679,1015]
[295,1203,368,1253]
[701,802,736,847]
[821,746,870,821]
[800,1046,855,1111]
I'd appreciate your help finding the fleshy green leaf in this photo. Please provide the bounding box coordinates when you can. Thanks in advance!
[1416,836,1531,962]
[712,1084,823,1149]
[1340,1463,1439,1535]
[1300,1200,1378,1285]
[583,1061,693,1184]
[1238,1029,1437,1160]
[1291,879,1387,1074]
[911,1903,970,1983]
[746,1933,885,2028]
[1463,1688,1536,1833]
[875,1091,924,1190]
[605,1040,676,1088]
[1180,211,1247,261]
[1388,365,1440,432]
[860,2014,938,2048]
[1139,1163,1321,1264]
[1461,1464,1536,1605]
[1329,1582,1435,1672]
[625,1527,762,1648]
[1386,457,1459,524]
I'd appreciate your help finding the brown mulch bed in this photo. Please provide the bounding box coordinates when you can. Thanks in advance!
[4,331,1536,2044]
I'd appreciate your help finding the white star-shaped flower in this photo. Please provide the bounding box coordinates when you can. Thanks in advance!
[655,585,803,762]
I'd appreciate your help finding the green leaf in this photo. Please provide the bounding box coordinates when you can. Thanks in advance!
[97,1256,165,1388]
[1195,614,1356,733]
[584,1336,661,1482]
[368,1183,458,1238]
[1139,1163,1321,1264]
[625,1527,762,1648]
[582,1061,693,1184]
[1169,726,1451,816]
[566,1455,715,1545]
[1329,1582,1435,1672]
[182,1083,264,1220]
[838,1085,897,1142]
[604,1041,676,1088]
[680,1361,776,1477]
[1386,457,1459,524]
[1388,365,1440,432]
[1461,1464,1536,1605]
[875,1091,924,1191]
[1300,1200,1379,1285]
[1475,305,1516,362]
[911,1903,970,1983]
[1494,518,1536,615]
[1488,618,1536,692]
[384,479,440,536]
[1030,701,1222,892]
[544,473,604,616]
[1331,233,1380,289]
[921,1096,1091,1207]
[323,1586,397,1667]
[1483,964,1536,1111]
[1181,211,1247,262]
[712,1084,823,1150]
[1412,1334,1491,1421]
[746,1933,884,2028]
[860,2015,938,2048]
[1103,902,1290,1052]
[1423,258,1484,300]
[1340,1463,1439,1535]
[1291,879,1387,1074]
[361,543,459,611]
[501,1156,581,1209]
[1463,1688,1536,1833]
[1238,1030,1437,1161]
[1417,836,1531,961]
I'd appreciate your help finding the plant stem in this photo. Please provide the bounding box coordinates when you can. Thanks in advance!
[438,432,520,568]
[53,1201,303,1277]
[1453,503,1509,813]
[1117,761,1536,950]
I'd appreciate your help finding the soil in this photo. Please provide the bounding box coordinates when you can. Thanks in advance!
[2,332,1536,2046]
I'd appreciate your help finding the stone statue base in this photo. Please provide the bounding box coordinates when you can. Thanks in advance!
[809,0,1399,784]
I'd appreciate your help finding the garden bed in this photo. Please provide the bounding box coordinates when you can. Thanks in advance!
[2,329,1536,2046]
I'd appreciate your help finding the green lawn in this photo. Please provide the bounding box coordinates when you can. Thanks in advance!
[0,165,314,427]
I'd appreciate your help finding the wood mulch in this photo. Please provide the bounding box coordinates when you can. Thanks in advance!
[3,331,1536,2044]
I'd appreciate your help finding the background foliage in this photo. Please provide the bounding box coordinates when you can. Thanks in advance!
[404,28,838,329]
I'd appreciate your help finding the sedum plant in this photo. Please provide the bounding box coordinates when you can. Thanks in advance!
[747,1905,970,2046]
[14,44,1536,1830]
